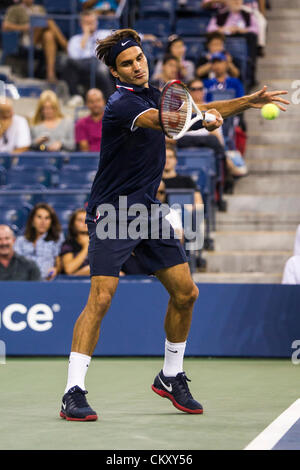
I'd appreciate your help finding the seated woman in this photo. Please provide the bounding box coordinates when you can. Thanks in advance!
[60,209,90,276]
[14,203,64,280]
[30,90,75,152]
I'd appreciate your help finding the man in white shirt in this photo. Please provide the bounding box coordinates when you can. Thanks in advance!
[282,256,300,285]
[0,98,31,153]
[60,10,114,99]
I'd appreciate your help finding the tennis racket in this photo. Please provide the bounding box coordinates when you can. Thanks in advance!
[159,80,216,140]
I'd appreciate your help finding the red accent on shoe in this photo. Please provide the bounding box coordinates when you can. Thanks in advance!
[151,385,203,414]
[60,411,98,421]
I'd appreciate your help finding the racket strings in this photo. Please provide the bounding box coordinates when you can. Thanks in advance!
[160,84,189,138]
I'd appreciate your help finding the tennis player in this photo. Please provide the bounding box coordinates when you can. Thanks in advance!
[60,28,289,421]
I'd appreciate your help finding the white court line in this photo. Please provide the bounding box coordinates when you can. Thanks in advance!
[244,399,300,450]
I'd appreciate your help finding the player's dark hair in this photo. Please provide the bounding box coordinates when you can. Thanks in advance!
[96,28,142,68]
[24,203,61,243]
[67,208,86,241]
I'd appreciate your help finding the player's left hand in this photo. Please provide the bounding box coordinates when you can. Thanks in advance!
[203,108,223,131]
[248,86,290,111]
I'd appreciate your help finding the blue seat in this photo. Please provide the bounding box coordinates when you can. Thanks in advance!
[175,17,210,36]
[225,37,248,83]
[16,85,43,98]
[184,37,206,62]
[0,190,41,208]
[55,207,74,230]
[135,18,171,37]
[0,153,13,170]
[15,152,65,170]
[58,167,96,189]
[5,166,58,188]
[45,191,89,209]
[66,153,99,170]
[0,207,30,234]
[43,0,77,13]
[140,0,174,18]
[1,31,20,65]
[166,188,195,207]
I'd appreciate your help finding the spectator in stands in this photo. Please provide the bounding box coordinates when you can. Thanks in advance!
[80,0,120,15]
[152,36,194,84]
[75,88,105,152]
[0,98,31,153]
[60,9,115,99]
[150,55,180,90]
[14,203,64,280]
[203,52,245,101]
[196,31,240,80]
[60,209,90,276]
[162,146,203,206]
[206,0,259,87]
[2,0,67,83]
[30,90,75,152]
[0,224,41,280]
[242,1,267,56]
[282,256,300,285]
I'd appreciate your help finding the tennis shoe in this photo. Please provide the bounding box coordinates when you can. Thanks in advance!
[152,370,203,414]
[60,385,98,421]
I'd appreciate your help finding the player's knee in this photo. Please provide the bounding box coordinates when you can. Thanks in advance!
[172,283,199,309]
[96,292,113,313]
[43,29,54,41]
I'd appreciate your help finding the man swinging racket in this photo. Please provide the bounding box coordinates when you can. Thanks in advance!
[60,28,289,421]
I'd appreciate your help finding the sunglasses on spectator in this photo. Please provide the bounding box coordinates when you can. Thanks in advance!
[189,86,204,91]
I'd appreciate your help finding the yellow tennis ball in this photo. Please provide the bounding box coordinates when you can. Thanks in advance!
[261,103,280,120]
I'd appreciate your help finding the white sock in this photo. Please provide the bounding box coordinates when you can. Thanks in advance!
[64,352,91,393]
[163,339,186,377]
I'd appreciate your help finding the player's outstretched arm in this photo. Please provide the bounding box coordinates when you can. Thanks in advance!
[199,86,290,119]
[135,109,162,131]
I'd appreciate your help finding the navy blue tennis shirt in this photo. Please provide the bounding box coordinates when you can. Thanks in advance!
[87,79,165,217]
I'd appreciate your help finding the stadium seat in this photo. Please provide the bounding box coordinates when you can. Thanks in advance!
[58,167,96,189]
[225,37,248,83]
[45,191,89,209]
[166,188,195,207]
[0,154,13,170]
[184,37,206,62]
[0,31,20,65]
[43,0,77,13]
[135,18,171,37]
[140,0,175,19]
[5,166,58,188]
[175,17,210,36]
[15,152,65,170]
[65,153,99,170]
[0,207,30,234]
[55,207,74,231]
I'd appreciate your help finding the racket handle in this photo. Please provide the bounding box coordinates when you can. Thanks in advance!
[204,112,217,123]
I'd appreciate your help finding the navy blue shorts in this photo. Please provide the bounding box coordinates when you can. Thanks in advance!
[86,214,187,278]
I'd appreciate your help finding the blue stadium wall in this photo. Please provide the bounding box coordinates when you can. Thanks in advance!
[0,280,300,357]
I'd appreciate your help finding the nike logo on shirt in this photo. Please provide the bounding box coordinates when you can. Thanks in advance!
[158,375,172,392]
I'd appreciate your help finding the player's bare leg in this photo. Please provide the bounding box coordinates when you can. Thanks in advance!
[152,262,203,414]
[155,262,199,343]
[60,276,119,421]
[71,275,119,356]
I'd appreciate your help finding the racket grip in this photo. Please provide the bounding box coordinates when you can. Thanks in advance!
[204,112,217,123]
